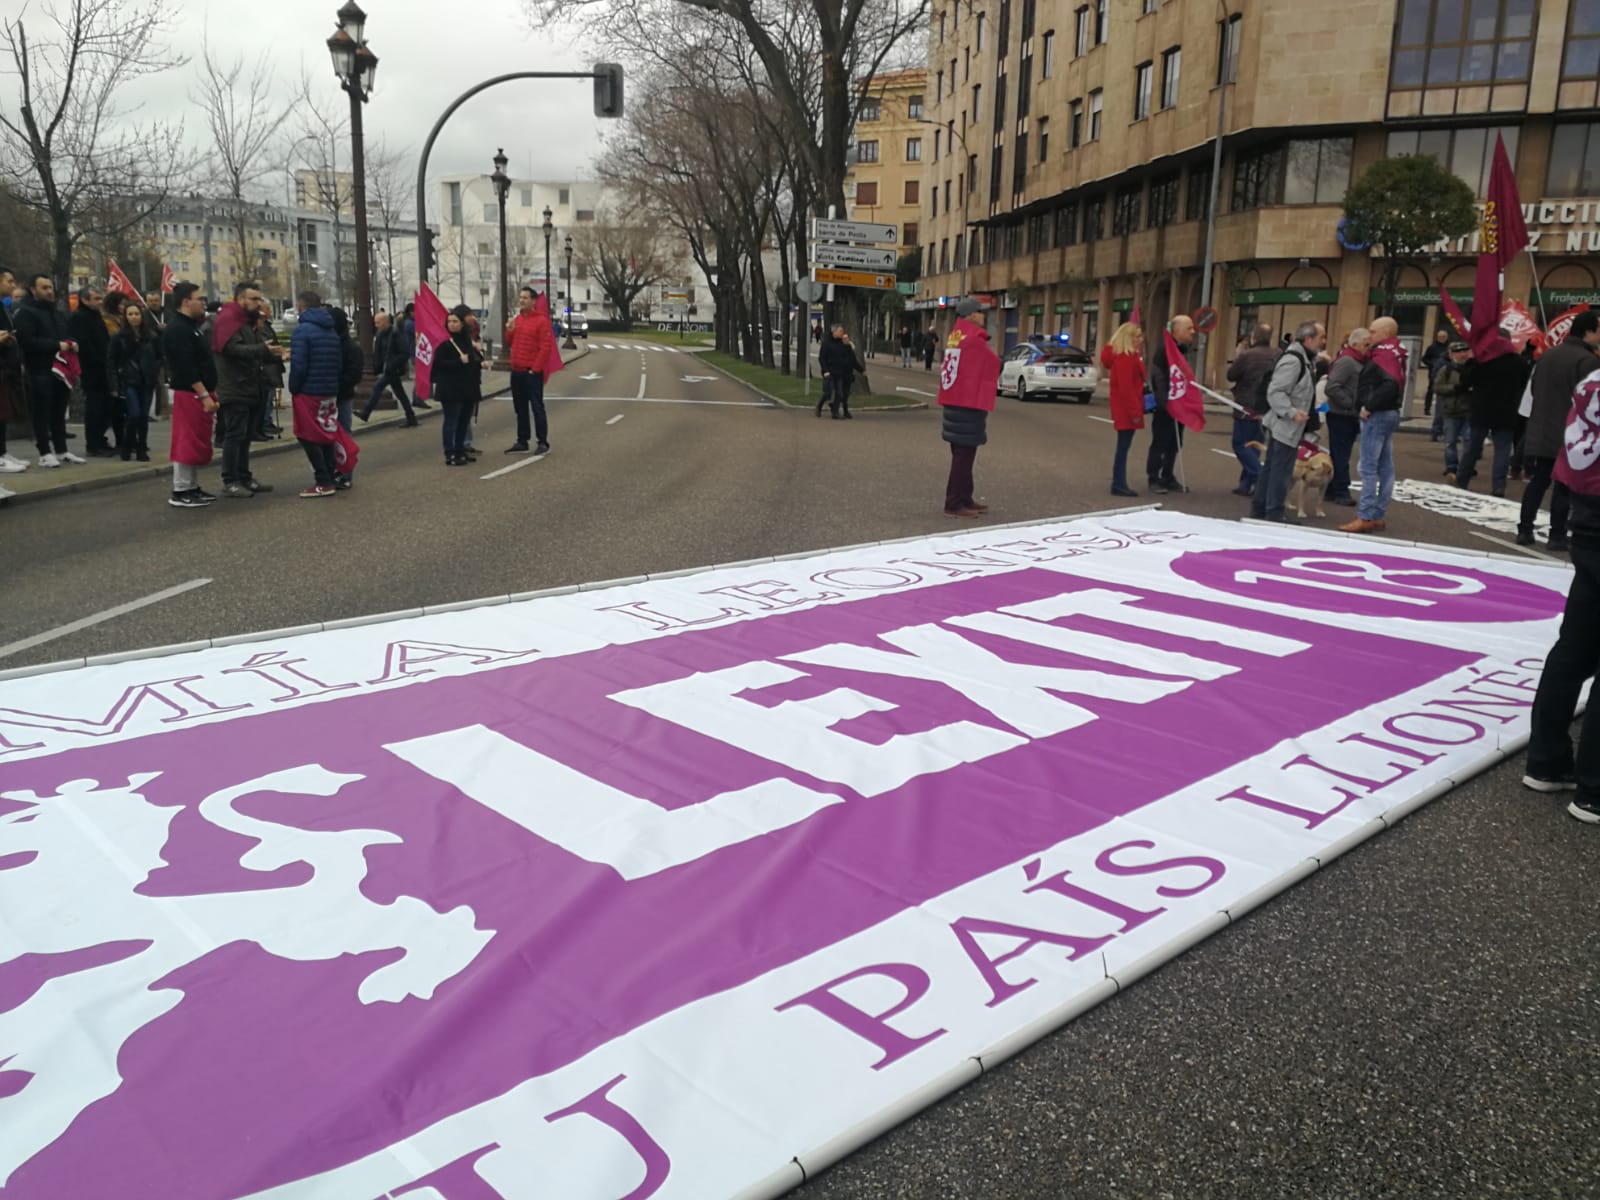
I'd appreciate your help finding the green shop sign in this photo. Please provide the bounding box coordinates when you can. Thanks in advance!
[1533,289,1600,307]
[896,281,917,294]
[1028,304,1045,315]
[1111,298,1135,313]
[1053,302,1072,314]
[1366,287,1471,305]
[1233,288,1340,305]
[1081,301,1100,312]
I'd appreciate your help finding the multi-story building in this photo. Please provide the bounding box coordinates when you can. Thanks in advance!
[846,67,929,262]
[916,0,1600,382]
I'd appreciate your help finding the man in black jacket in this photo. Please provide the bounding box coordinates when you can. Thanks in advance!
[1457,335,1530,497]
[12,274,80,468]
[1519,311,1600,547]
[358,310,417,423]
[68,287,115,455]
[1225,323,1275,496]
[214,282,285,498]
[1147,314,1195,493]
[161,281,221,506]
[818,325,864,419]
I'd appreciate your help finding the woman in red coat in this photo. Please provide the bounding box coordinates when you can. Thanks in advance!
[1101,321,1147,496]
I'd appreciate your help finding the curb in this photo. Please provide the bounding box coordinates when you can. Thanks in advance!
[697,354,927,413]
[0,346,583,509]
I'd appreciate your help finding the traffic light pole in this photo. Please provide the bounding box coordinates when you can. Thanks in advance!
[414,66,622,281]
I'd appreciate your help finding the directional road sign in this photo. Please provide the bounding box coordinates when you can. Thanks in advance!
[795,279,825,302]
[812,243,898,271]
[811,218,896,245]
[812,267,898,291]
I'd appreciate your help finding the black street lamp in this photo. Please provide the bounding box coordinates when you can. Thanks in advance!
[541,205,553,307]
[490,147,511,367]
[562,233,576,349]
[326,0,379,370]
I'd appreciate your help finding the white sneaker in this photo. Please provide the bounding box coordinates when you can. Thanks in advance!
[0,484,14,500]
[58,450,86,464]
[0,457,24,474]
[38,452,61,468]
[0,453,26,470]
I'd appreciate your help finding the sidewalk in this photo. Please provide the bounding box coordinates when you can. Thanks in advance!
[0,346,586,508]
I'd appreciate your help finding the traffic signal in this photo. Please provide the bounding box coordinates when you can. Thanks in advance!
[418,227,438,277]
[593,63,624,118]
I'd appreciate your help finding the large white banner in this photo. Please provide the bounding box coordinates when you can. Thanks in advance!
[0,512,1570,1199]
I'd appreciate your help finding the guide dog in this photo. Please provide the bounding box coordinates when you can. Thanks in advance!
[1247,439,1334,518]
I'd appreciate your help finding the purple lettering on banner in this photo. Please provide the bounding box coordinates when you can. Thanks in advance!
[0,568,1475,1197]
[389,1144,505,1200]
[544,1075,672,1200]
[1091,841,1227,898]
[950,915,1114,1007]
[776,963,948,1068]
[1171,548,1565,623]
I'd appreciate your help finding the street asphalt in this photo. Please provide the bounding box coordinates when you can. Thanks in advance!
[2,340,1594,1198]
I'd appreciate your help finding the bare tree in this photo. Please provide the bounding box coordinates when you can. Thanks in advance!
[571,214,673,329]
[192,34,283,289]
[0,0,190,293]
[288,69,352,303]
[366,137,414,312]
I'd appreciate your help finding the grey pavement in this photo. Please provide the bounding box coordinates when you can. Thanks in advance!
[1,333,1593,1198]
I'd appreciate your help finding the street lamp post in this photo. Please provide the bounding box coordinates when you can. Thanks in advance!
[562,234,576,349]
[326,1,379,371]
[490,148,511,368]
[541,205,553,305]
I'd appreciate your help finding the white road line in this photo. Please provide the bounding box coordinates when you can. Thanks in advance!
[551,394,771,408]
[606,414,625,426]
[1211,448,1236,458]
[601,343,616,350]
[636,373,647,399]
[1469,530,1555,560]
[479,453,548,481]
[1086,415,1114,425]
[0,578,212,661]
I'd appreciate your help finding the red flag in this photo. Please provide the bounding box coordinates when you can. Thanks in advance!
[412,283,448,401]
[1162,331,1206,431]
[1458,133,1528,358]
[936,317,999,411]
[160,265,176,294]
[1130,302,1141,328]
[1545,303,1591,348]
[106,260,139,301]
[533,292,565,378]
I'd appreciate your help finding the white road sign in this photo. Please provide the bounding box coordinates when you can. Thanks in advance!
[812,243,898,270]
[811,218,896,245]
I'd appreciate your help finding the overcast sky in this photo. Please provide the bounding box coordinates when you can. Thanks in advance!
[116,0,618,207]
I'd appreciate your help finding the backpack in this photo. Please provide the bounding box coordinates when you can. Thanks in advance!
[1246,348,1308,415]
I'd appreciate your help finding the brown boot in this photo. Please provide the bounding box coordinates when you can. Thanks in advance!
[1339,517,1381,534]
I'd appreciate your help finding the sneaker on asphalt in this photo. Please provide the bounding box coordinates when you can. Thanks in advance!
[505,442,530,453]
[192,488,217,502]
[0,457,25,474]
[59,450,86,464]
[245,479,274,494]
[1568,797,1600,823]
[333,477,353,490]
[1515,529,1536,546]
[221,483,254,499]
[535,442,551,455]
[1523,772,1577,793]
[168,491,210,508]
[37,452,61,468]
[298,484,334,498]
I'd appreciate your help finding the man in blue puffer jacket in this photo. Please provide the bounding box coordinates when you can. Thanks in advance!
[288,292,346,496]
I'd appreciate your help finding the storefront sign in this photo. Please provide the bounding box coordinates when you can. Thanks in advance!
[1111,298,1135,313]
[1532,289,1600,308]
[1028,304,1045,316]
[1053,302,1072,314]
[1367,288,1473,306]
[1232,288,1339,305]
[1081,301,1099,312]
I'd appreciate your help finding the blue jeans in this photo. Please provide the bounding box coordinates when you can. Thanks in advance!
[1441,414,1468,475]
[336,399,353,433]
[441,398,472,459]
[1358,409,1401,521]
[1249,437,1297,521]
[1231,416,1262,491]
[1325,413,1359,499]
[1459,424,1515,492]
[1112,428,1135,490]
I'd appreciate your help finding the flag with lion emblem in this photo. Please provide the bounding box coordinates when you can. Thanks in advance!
[937,317,999,412]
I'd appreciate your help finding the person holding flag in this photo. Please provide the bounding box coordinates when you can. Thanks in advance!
[937,313,1000,517]
[1439,132,1529,358]
[1148,315,1202,492]
[1251,321,1326,523]
[288,290,359,498]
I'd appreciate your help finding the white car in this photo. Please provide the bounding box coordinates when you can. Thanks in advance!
[998,342,1099,403]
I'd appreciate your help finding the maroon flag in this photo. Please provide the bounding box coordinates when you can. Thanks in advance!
[1545,304,1592,348]
[1162,331,1205,431]
[936,317,999,411]
[533,292,565,378]
[412,283,448,402]
[160,265,176,294]
[1447,133,1529,358]
[106,260,139,302]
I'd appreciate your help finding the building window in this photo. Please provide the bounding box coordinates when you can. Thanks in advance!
[1283,137,1353,203]
[972,84,982,123]
[483,203,496,222]
[1387,124,1520,193]
[965,47,971,81]
[940,9,946,42]
[1075,5,1090,55]
[990,145,1004,202]
[977,12,986,50]
[955,232,966,268]
[1056,201,1079,246]
[908,95,925,121]
[941,239,950,271]
[906,137,923,162]
[520,187,533,206]
[1112,187,1141,235]
[1021,0,1035,41]
[1149,173,1180,227]
[558,188,570,205]
[1144,0,1158,11]
[1564,1,1600,78]
[860,98,881,122]
[998,0,1011,53]
[1013,133,1028,193]
[1070,98,1084,147]
[1161,46,1181,108]
[1095,0,1107,43]
[1547,123,1600,194]
[1017,55,1032,119]
[1231,143,1287,211]
[994,74,1007,131]
[1186,163,1213,220]
[1038,116,1050,160]
[932,186,939,217]
[1042,30,1055,77]
[1218,12,1242,83]
[904,221,919,245]
[446,182,462,225]
[857,139,880,163]
[1390,0,1537,89]
[856,181,879,207]
[1089,88,1103,140]
[905,179,921,204]
[576,209,595,221]
[477,240,493,255]
[1083,195,1105,241]
[1134,61,1153,120]
[937,70,944,102]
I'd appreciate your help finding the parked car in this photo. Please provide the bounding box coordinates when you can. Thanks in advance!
[557,312,590,338]
[998,341,1098,403]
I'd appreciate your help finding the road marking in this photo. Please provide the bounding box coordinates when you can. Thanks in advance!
[601,343,616,350]
[1087,415,1114,425]
[648,345,664,352]
[580,372,603,380]
[895,386,935,397]
[550,394,771,408]
[479,453,548,481]
[1211,448,1235,458]
[0,578,212,661]
[636,373,647,399]
[606,414,625,426]
[1470,530,1556,560]
[680,375,717,383]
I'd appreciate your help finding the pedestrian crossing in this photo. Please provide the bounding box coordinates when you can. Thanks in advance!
[594,342,685,353]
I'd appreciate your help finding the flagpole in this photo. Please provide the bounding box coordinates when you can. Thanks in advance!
[1526,246,1548,328]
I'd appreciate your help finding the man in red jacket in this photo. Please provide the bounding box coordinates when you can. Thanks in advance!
[504,286,554,454]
